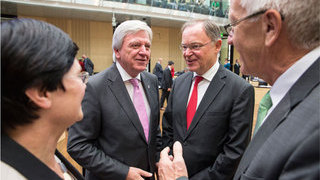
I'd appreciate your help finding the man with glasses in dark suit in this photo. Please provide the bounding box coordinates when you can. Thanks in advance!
[161,19,254,180]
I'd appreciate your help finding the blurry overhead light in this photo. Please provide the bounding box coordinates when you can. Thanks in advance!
[112,12,117,27]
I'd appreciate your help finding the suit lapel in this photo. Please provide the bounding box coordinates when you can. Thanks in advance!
[234,95,291,179]
[185,66,226,140]
[176,73,193,138]
[234,58,320,179]
[107,64,147,143]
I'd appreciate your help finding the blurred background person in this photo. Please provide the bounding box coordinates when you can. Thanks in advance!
[1,18,85,180]
[233,59,240,75]
[79,58,86,72]
[160,61,174,111]
[82,54,94,75]
[170,64,175,78]
[224,58,231,70]
[153,57,164,88]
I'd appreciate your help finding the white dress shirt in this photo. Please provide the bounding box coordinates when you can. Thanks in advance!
[187,60,220,108]
[116,62,151,123]
[262,46,320,125]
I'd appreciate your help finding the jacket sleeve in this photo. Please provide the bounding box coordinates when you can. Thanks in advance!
[190,84,254,180]
[67,81,129,180]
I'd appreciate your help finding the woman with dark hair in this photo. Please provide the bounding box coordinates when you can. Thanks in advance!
[1,18,86,180]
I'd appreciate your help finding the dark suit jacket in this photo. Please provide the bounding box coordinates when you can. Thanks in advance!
[233,58,320,180]
[153,62,163,80]
[1,134,83,180]
[234,63,240,75]
[162,65,254,180]
[84,57,94,75]
[67,63,162,180]
[161,67,173,90]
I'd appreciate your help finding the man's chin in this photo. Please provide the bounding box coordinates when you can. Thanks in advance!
[186,65,196,72]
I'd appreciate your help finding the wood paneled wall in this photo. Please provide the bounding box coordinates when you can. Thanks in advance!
[21,15,114,72]
[168,28,184,71]
[20,16,230,73]
[149,26,183,72]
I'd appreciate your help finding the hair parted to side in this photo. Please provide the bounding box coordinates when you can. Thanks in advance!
[1,18,79,131]
[112,20,153,62]
[181,19,221,42]
[239,0,320,49]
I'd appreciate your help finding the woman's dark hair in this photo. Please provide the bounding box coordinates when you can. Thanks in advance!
[1,18,79,130]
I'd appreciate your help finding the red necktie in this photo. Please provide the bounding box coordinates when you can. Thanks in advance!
[186,76,204,130]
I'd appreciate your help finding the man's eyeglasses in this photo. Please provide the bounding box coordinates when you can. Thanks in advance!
[224,9,267,36]
[179,41,213,51]
[78,71,89,83]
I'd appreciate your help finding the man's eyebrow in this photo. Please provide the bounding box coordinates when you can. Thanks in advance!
[182,42,201,44]
[129,41,141,44]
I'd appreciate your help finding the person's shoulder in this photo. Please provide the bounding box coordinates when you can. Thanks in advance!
[88,65,116,84]
[1,161,27,180]
[220,66,252,87]
[174,71,191,83]
[142,71,157,79]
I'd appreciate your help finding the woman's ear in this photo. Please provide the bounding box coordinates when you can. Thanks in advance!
[25,88,52,109]
[263,9,282,47]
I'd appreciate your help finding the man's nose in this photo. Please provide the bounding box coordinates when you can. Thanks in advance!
[139,45,148,54]
[184,48,193,57]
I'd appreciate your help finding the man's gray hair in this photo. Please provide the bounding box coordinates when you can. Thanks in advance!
[239,0,320,49]
[112,20,153,62]
[181,19,221,42]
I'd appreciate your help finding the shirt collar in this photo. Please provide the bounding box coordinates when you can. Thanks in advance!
[192,59,219,81]
[270,46,320,106]
[116,62,141,82]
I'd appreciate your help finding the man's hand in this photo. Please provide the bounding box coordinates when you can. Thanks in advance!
[172,141,188,179]
[158,142,188,180]
[126,167,152,180]
[158,147,175,180]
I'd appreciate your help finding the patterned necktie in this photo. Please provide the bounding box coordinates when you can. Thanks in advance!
[186,76,204,130]
[129,79,149,141]
[253,91,272,135]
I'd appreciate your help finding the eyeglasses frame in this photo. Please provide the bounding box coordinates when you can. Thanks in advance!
[224,9,285,36]
[179,41,213,52]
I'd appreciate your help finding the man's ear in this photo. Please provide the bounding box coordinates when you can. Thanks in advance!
[263,9,282,47]
[114,49,121,60]
[25,88,52,109]
[215,39,222,51]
